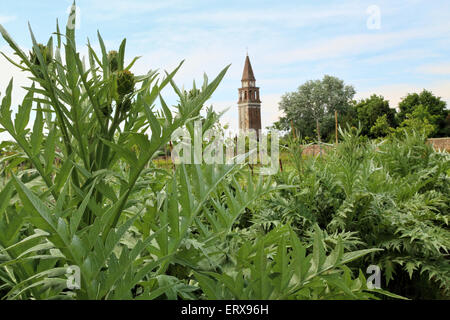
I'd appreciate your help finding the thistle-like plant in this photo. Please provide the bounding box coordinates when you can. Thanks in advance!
[0,4,231,299]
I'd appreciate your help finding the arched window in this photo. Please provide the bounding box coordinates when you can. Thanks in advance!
[244,91,247,99]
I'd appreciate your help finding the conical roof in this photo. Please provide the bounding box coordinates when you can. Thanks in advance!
[241,55,256,81]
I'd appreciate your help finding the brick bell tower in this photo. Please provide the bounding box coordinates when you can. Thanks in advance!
[238,54,261,133]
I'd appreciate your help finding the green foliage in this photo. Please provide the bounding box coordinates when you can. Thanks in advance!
[0,7,238,300]
[194,225,400,300]
[264,126,449,299]
[0,5,444,301]
[0,7,381,301]
[277,81,449,141]
[397,90,449,137]
[353,95,397,138]
[370,114,391,138]
[392,104,437,138]
[277,75,355,143]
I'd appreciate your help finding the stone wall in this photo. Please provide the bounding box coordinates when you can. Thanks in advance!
[301,144,333,156]
[300,138,450,156]
[427,138,450,151]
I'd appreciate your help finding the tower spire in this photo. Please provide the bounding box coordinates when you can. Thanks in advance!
[238,54,261,133]
[241,54,256,81]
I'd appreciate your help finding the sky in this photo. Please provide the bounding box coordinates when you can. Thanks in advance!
[0,0,449,135]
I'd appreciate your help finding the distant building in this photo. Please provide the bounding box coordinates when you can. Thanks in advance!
[238,54,261,133]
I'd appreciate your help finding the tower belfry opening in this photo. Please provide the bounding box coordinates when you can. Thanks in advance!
[238,54,261,133]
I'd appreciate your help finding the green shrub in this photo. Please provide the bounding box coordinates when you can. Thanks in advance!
[262,125,449,299]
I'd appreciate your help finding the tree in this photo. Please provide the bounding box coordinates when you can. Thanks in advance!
[397,90,449,137]
[353,95,397,138]
[392,104,437,138]
[370,114,391,138]
[278,75,355,144]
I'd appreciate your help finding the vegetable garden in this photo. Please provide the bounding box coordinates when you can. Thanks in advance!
[0,7,448,300]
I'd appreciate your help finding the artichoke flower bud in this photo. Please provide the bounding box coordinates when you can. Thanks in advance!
[101,104,113,117]
[188,88,201,100]
[120,98,132,113]
[108,50,119,73]
[117,70,135,96]
[29,44,52,66]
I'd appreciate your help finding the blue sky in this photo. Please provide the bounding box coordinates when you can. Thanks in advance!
[0,0,449,131]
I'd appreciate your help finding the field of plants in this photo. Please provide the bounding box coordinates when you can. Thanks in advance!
[0,9,449,300]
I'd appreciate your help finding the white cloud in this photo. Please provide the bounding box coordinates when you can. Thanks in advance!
[0,46,31,110]
[0,46,32,143]
[260,94,283,129]
[360,49,440,65]
[154,5,364,28]
[0,16,16,24]
[84,0,189,21]
[417,63,450,75]
[268,23,450,64]
[356,81,450,109]
[130,42,241,103]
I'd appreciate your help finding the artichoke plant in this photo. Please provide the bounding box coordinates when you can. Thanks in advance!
[108,50,119,73]
[117,70,135,96]
[29,43,52,66]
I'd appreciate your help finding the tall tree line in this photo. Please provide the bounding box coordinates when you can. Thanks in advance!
[275,75,450,141]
